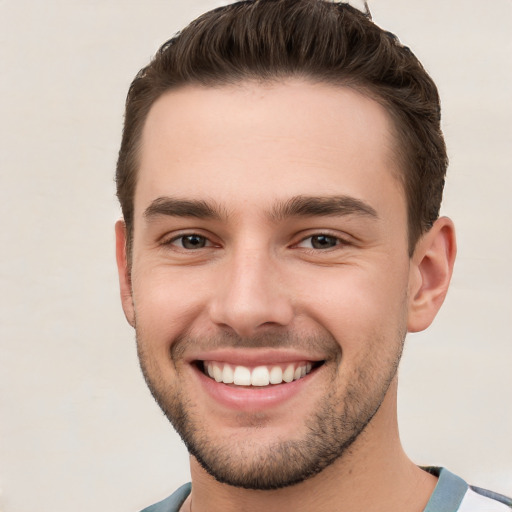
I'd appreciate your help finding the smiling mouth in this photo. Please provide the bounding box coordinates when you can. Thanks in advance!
[197,360,324,387]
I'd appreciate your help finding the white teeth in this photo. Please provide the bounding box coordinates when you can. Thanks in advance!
[233,366,252,386]
[222,364,234,384]
[204,361,315,386]
[283,364,295,383]
[213,364,223,382]
[251,366,270,386]
[269,366,283,384]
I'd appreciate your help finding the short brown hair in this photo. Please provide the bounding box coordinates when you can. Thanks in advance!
[116,0,447,257]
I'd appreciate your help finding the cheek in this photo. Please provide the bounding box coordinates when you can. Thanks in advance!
[291,262,409,351]
[131,266,209,348]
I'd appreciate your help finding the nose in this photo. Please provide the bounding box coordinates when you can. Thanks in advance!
[208,247,294,338]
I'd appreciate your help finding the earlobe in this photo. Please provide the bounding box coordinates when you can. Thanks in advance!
[115,219,136,327]
[407,217,457,333]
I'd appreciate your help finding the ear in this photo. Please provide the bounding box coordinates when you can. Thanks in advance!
[407,217,457,333]
[115,219,135,327]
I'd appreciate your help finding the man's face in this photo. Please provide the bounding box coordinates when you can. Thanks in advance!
[120,81,417,489]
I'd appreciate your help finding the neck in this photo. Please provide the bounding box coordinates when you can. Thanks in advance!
[184,379,436,512]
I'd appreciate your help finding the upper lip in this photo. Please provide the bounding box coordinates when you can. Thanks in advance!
[185,349,325,366]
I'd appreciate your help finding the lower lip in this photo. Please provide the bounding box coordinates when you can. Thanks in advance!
[193,364,319,411]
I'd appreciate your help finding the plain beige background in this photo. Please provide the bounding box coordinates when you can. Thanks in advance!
[0,1,511,511]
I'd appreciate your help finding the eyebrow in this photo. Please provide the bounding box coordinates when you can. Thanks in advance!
[143,194,378,222]
[144,197,224,220]
[269,195,378,221]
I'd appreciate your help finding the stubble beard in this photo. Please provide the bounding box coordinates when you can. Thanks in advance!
[136,327,406,490]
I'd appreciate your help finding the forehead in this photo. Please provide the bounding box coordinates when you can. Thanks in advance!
[136,80,404,220]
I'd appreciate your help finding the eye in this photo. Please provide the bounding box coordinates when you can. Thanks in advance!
[169,234,211,250]
[297,234,342,250]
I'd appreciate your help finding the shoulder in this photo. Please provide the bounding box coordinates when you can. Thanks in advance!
[139,483,192,512]
[423,467,512,512]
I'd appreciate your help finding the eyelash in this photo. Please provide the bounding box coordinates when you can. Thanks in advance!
[162,232,349,251]
[164,233,215,250]
[294,233,350,251]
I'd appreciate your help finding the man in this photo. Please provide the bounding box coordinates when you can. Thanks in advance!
[114,1,512,511]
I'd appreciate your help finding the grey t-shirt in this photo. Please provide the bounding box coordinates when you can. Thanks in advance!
[140,468,512,512]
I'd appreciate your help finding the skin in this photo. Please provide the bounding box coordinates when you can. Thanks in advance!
[116,80,456,511]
